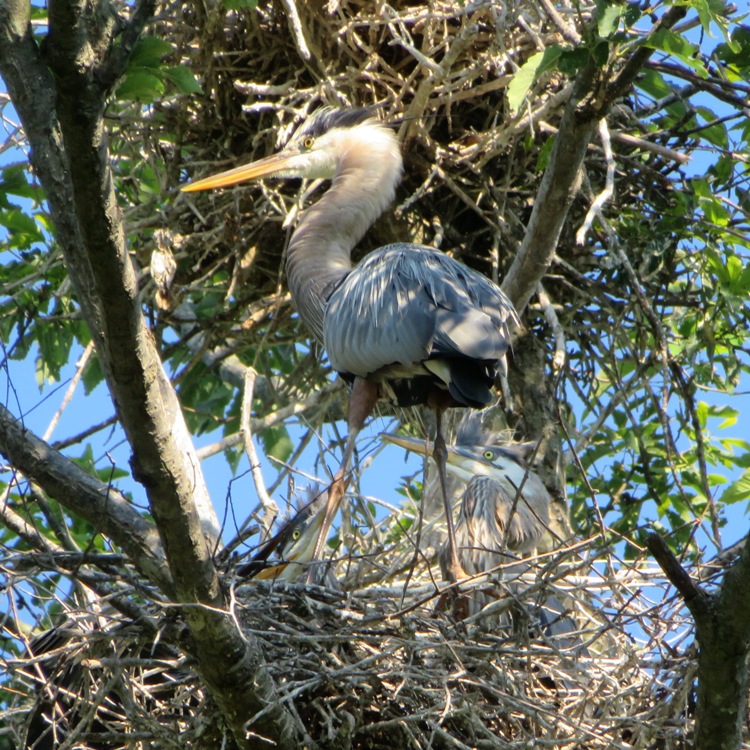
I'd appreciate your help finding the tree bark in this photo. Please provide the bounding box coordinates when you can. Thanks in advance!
[0,3,297,746]
[649,533,750,750]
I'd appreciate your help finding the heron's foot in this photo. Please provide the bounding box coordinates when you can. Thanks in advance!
[349,377,378,434]
[432,421,465,583]
[326,471,346,515]
[443,557,468,584]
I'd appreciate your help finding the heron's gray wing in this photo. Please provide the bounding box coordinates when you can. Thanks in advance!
[324,243,518,378]
[425,259,517,365]
[324,244,435,376]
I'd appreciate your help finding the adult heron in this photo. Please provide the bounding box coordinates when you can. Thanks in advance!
[182,107,520,580]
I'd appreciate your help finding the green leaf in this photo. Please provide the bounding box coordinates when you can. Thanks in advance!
[696,106,728,149]
[260,425,293,464]
[720,469,750,505]
[164,65,204,95]
[115,70,165,102]
[635,68,676,103]
[558,46,593,74]
[714,25,750,66]
[535,136,555,172]
[0,165,43,201]
[696,400,708,428]
[0,208,44,248]
[222,0,258,8]
[644,29,708,78]
[718,408,739,430]
[81,352,105,395]
[129,37,173,68]
[598,3,625,38]
[507,46,564,114]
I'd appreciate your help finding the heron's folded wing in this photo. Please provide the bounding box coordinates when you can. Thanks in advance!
[324,243,518,378]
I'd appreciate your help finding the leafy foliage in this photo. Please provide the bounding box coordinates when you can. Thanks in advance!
[1,0,750,745]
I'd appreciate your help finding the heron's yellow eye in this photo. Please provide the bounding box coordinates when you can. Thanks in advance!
[483,450,494,461]
[302,136,315,150]
[292,528,301,540]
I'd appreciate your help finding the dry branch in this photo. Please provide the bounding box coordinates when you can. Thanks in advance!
[0,4,297,746]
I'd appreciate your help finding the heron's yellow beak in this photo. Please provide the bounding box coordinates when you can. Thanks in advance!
[381,433,493,483]
[181,152,299,192]
[381,433,433,457]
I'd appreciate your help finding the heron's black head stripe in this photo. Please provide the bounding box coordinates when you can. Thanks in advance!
[295,107,379,140]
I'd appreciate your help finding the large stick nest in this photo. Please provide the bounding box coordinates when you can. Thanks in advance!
[4,530,706,749]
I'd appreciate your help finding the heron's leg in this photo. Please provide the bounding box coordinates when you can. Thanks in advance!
[310,377,378,567]
[336,377,379,482]
[433,408,465,583]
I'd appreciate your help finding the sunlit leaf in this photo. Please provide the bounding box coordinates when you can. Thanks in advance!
[165,66,204,95]
[720,469,750,505]
[129,36,173,68]
[598,2,626,38]
[115,70,165,102]
[507,46,564,113]
[260,425,293,464]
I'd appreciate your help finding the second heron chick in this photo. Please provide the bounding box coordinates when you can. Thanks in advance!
[238,486,337,584]
[384,414,552,580]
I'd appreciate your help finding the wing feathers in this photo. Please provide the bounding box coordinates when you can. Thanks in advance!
[323,243,518,405]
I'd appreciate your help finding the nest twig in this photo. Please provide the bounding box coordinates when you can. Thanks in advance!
[3,526,705,749]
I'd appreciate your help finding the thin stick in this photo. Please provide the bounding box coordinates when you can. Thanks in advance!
[576,119,615,246]
[43,340,95,442]
[241,368,278,531]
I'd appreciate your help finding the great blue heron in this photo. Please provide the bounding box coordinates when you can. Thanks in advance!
[384,414,554,615]
[237,485,336,584]
[182,107,520,581]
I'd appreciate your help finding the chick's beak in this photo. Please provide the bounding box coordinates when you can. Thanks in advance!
[381,433,494,484]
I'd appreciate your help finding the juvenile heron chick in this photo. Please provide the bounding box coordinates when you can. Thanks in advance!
[384,414,551,580]
[238,486,334,583]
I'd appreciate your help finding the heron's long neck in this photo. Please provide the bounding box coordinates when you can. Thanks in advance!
[286,128,403,342]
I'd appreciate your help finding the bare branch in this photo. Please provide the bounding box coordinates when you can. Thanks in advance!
[535,285,566,371]
[646,533,709,616]
[0,483,62,554]
[279,0,311,61]
[576,119,615,246]
[42,340,95,442]
[241,368,279,530]
[0,402,172,594]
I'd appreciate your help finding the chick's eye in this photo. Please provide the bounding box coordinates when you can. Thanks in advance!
[302,136,314,149]
[292,529,301,540]
[483,450,494,461]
